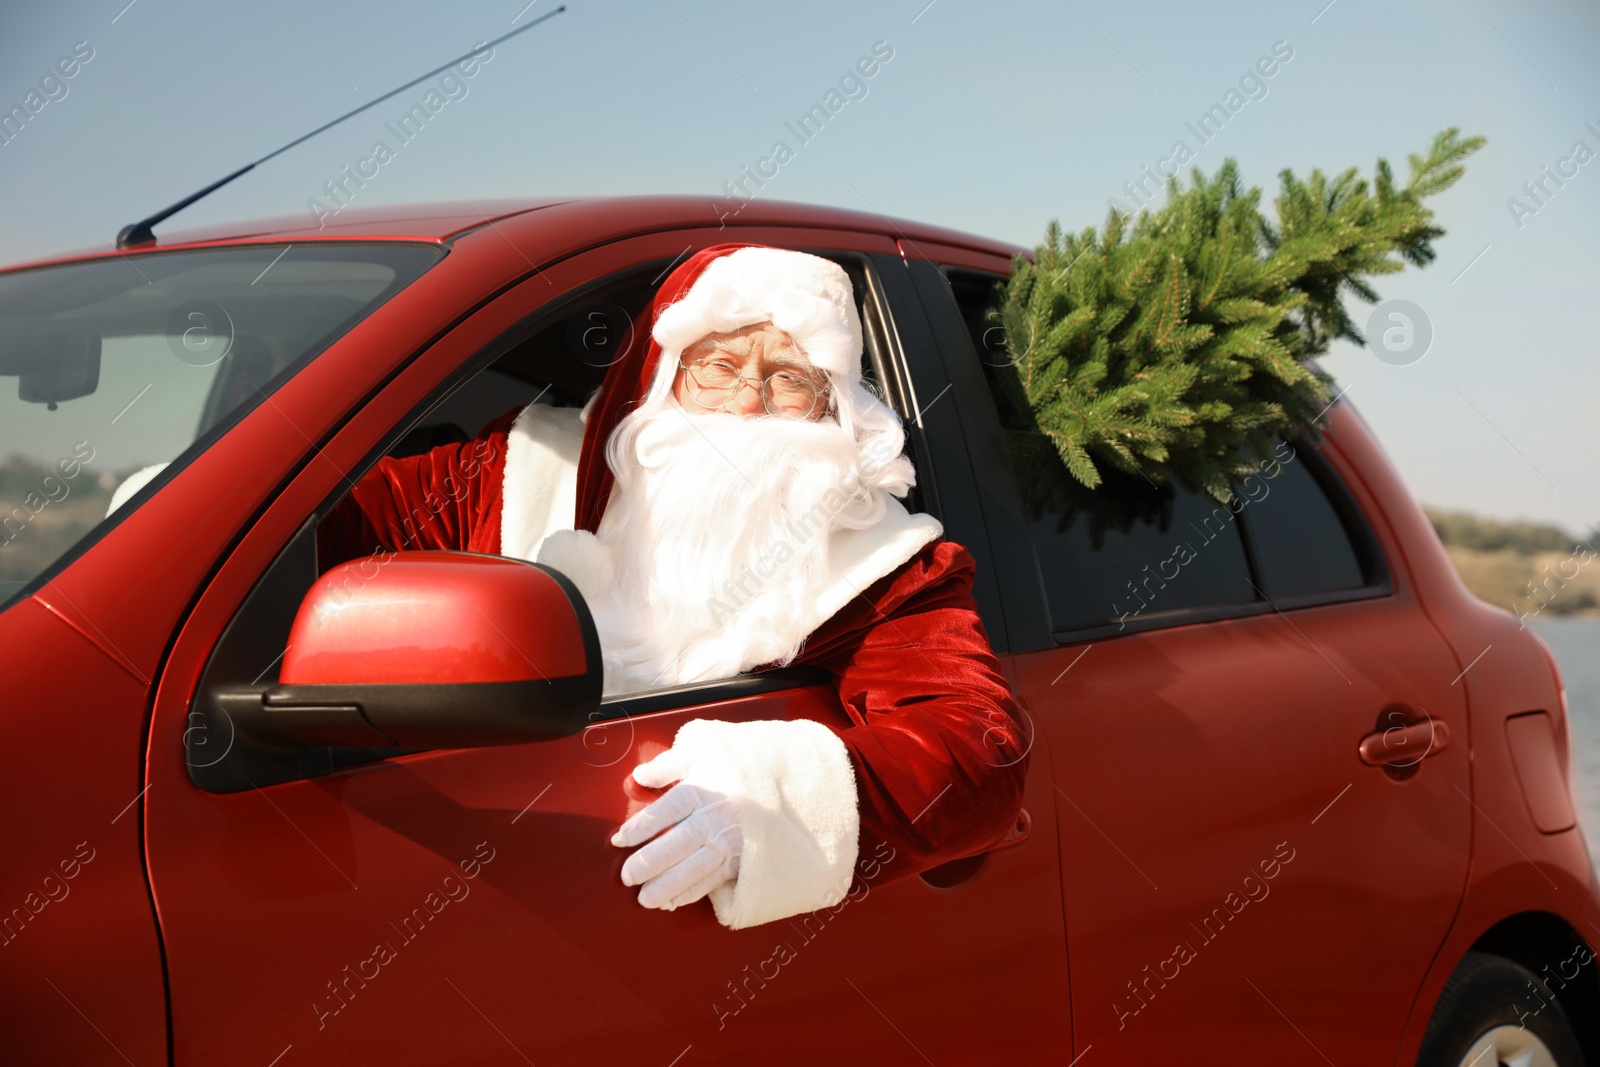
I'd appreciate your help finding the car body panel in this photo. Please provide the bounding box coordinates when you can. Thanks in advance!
[1321,420,1600,1064]
[0,598,168,1064]
[1011,580,1474,1060]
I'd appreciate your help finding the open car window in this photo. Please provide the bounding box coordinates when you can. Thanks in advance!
[0,242,443,610]
[196,249,902,789]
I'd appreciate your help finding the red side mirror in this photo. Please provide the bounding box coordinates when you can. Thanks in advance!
[233,552,601,751]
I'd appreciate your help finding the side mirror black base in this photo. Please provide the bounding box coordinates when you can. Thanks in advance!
[227,677,601,752]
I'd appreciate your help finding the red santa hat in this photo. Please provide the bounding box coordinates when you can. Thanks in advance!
[573,243,864,533]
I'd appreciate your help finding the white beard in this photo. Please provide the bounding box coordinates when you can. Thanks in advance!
[569,398,908,695]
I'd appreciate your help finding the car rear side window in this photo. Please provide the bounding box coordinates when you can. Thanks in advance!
[1242,447,1369,598]
[988,404,1260,634]
[942,266,1383,638]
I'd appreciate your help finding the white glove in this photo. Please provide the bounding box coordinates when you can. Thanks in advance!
[611,746,743,911]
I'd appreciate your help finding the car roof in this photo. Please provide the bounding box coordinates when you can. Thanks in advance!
[3,196,1029,274]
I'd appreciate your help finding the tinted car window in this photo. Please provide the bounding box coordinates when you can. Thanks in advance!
[0,243,443,609]
[942,266,1375,636]
[1243,443,1368,598]
[942,271,1257,631]
[999,424,1260,633]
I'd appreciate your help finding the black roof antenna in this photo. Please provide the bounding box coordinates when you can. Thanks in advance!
[115,6,567,249]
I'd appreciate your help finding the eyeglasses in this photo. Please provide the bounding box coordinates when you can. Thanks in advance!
[678,356,830,419]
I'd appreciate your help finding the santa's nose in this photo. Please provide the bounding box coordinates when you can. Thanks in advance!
[728,380,767,417]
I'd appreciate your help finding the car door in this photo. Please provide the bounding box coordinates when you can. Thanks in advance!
[900,253,1473,1064]
[145,227,1073,1066]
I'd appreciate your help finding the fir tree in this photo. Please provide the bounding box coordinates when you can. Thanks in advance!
[989,127,1485,505]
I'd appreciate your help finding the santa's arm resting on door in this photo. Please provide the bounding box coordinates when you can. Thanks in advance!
[604,537,1030,927]
[607,537,1031,931]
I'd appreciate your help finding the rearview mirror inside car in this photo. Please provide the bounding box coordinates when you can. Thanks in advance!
[0,330,102,409]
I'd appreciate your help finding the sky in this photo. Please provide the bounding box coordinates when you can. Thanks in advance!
[2,0,1598,532]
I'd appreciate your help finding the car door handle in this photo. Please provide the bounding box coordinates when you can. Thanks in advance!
[1358,718,1450,768]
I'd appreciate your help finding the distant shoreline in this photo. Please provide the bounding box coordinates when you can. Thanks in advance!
[1428,506,1599,622]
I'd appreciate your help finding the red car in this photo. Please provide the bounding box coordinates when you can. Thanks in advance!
[1,196,1594,1066]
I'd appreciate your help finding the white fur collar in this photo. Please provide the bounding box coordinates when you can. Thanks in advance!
[501,401,943,679]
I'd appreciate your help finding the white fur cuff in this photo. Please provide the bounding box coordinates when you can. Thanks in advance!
[663,718,860,930]
[499,402,585,563]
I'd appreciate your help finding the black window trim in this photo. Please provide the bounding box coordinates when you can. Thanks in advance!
[881,254,1014,651]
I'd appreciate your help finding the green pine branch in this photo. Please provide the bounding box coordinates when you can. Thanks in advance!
[991,127,1485,503]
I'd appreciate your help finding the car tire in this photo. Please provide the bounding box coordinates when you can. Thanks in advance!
[1415,951,1585,1067]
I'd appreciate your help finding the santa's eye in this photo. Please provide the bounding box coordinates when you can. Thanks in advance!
[689,358,741,387]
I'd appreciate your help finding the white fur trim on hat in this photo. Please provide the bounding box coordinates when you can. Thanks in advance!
[650,248,863,395]
[653,717,860,930]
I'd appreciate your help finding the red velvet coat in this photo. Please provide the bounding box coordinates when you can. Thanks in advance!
[317,405,1031,890]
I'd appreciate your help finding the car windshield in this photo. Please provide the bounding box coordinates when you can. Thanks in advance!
[0,242,444,609]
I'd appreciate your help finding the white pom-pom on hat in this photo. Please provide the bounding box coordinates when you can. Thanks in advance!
[649,247,862,393]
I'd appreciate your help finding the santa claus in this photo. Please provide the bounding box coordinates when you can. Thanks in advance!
[317,243,1030,931]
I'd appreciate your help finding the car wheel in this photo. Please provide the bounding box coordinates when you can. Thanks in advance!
[1415,951,1584,1067]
